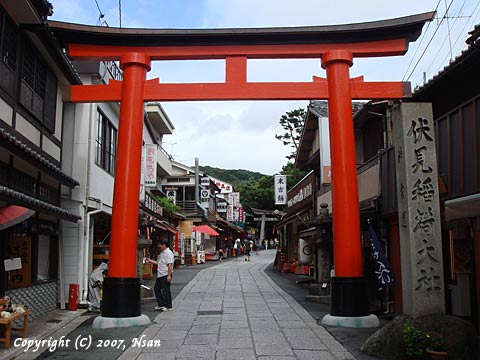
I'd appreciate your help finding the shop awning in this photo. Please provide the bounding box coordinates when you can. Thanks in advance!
[193,225,219,236]
[0,205,35,230]
[159,220,178,234]
[445,193,480,221]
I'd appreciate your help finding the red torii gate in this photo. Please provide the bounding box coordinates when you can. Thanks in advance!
[49,12,434,325]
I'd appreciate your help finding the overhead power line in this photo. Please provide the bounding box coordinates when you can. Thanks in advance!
[404,0,454,82]
[402,0,442,81]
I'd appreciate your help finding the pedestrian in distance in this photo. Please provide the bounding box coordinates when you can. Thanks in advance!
[234,238,241,260]
[88,262,108,312]
[218,248,224,262]
[146,239,174,311]
[244,239,253,261]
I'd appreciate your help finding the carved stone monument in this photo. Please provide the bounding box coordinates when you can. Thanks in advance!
[392,102,445,317]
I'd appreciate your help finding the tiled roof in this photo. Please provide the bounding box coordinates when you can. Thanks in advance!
[0,185,80,222]
[0,127,79,188]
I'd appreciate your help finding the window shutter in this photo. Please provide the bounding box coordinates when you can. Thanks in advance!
[20,45,35,112]
[43,68,57,132]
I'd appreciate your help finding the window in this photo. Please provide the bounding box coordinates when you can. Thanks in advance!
[20,40,57,132]
[1,12,17,71]
[0,5,18,94]
[95,109,117,175]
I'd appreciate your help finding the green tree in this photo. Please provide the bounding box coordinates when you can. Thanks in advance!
[275,108,306,160]
[280,162,308,190]
[152,195,181,219]
[237,175,275,212]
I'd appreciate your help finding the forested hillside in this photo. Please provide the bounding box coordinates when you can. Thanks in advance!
[199,166,265,188]
[200,163,307,212]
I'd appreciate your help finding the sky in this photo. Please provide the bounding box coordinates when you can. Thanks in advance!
[50,0,480,175]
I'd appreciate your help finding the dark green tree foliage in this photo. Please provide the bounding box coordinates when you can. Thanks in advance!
[235,163,308,213]
[275,108,306,160]
[237,175,275,212]
[281,162,308,190]
[199,166,264,188]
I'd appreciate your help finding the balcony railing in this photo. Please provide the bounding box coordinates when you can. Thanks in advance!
[176,200,198,213]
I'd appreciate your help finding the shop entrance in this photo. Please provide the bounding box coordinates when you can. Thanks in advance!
[50,12,434,321]
[444,220,478,326]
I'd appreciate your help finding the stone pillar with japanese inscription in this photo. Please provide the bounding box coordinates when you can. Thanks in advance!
[392,102,445,317]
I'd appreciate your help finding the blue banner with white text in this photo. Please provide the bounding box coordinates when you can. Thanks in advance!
[368,224,395,289]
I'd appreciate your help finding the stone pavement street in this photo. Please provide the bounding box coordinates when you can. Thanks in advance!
[120,250,355,360]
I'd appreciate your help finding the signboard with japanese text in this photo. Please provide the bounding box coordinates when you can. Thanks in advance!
[229,192,240,207]
[274,175,287,205]
[201,177,210,188]
[226,205,233,222]
[209,176,233,193]
[201,189,210,209]
[167,190,176,204]
[217,202,227,213]
[144,145,157,186]
[393,102,445,317]
[8,236,31,288]
[139,146,146,202]
[287,171,314,214]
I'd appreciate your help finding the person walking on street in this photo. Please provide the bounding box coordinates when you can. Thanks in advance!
[244,239,253,261]
[146,239,174,311]
[234,238,241,260]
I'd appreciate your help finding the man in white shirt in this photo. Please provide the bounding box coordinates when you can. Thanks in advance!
[146,239,174,311]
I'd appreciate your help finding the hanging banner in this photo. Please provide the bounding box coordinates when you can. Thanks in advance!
[368,224,395,289]
[226,205,233,222]
[144,144,157,186]
[274,175,287,205]
[139,146,146,202]
[229,192,240,207]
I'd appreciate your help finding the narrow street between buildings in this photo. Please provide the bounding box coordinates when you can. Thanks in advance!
[120,249,354,360]
[11,250,358,360]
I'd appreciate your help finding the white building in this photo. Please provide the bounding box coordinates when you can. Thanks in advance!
[60,59,175,305]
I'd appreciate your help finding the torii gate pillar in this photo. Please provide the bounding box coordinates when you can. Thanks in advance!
[94,53,151,328]
[320,50,378,327]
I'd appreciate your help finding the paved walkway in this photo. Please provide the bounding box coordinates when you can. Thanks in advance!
[120,250,355,360]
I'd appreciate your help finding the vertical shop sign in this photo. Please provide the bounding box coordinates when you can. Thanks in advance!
[226,205,233,222]
[274,175,287,205]
[144,144,157,186]
[201,177,210,188]
[393,102,445,317]
[139,146,146,202]
[8,236,31,288]
[200,189,210,209]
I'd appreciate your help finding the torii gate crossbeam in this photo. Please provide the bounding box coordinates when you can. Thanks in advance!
[48,12,434,327]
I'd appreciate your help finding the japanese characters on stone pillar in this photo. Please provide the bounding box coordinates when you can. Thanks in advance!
[392,102,445,317]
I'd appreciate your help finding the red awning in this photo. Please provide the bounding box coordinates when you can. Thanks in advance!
[193,225,219,236]
[0,205,35,231]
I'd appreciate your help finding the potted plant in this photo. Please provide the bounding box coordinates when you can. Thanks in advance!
[425,332,448,360]
[403,320,430,359]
